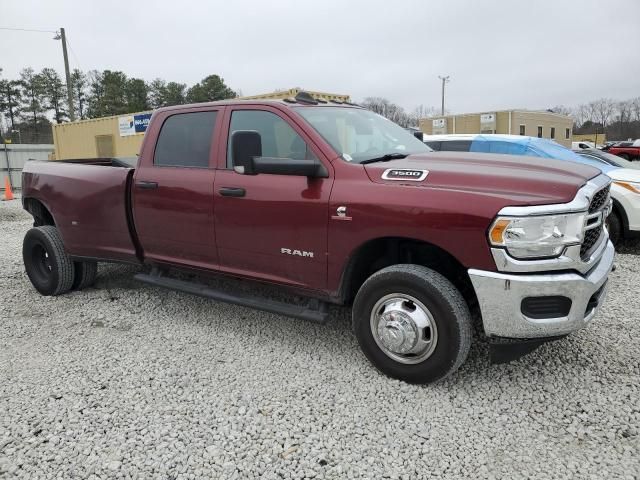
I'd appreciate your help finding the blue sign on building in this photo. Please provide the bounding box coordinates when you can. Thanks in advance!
[134,113,152,133]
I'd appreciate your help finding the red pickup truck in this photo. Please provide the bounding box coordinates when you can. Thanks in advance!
[605,141,640,161]
[21,93,615,383]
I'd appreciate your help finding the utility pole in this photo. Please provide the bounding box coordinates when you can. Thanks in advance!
[438,75,450,116]
[58,28,76,121]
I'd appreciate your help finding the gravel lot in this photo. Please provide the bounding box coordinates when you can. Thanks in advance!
[1,197,639,479]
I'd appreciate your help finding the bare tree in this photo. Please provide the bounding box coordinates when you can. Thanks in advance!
[572,104,592,128]
[361,97,414,127]
[549,105,572,116]
[630,97,640,122]
[590,98,616,130]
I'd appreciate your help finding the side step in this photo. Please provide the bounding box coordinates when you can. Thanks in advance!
[134,273,330,324]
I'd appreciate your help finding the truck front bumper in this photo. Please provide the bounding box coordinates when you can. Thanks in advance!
[468,240,615,339]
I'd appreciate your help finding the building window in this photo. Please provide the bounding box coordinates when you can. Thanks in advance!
[565,128,570,139]
[519,125,525,136]
[550,127,555,139]
[537,126,543,138]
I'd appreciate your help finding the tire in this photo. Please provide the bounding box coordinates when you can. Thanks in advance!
[353,264,472,384]
[619,153,631,161]
[72,261,98,290]
[606,210,623,247]
[23,226,75,296]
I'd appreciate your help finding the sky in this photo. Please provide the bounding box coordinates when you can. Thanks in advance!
[1,0,639,114]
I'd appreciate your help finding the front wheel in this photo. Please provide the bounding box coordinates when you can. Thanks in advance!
[23,226,75,296]
[353,264,472,384]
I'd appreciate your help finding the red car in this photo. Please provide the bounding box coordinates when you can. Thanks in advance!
[605,141,640,161]
[20,93,615,383]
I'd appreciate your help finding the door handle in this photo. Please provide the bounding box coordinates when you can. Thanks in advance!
[219,187,246,197]
[136,181,158,189]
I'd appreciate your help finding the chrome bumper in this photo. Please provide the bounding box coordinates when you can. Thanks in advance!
[469,240,615,338]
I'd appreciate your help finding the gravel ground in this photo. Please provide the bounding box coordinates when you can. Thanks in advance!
[1,197,639,479]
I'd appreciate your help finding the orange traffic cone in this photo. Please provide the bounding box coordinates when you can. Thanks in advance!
[3,176,14,201]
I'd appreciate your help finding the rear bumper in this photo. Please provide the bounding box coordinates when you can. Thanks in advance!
[469,240,615,338]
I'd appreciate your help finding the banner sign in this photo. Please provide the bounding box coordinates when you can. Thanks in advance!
[119,113,152,136]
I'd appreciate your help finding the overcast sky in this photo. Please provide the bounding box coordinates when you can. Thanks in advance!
[2,0,639,114]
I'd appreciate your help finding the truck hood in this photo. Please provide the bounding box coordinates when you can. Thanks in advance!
[363,151,602,205]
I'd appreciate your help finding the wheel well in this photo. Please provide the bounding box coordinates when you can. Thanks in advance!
[339,237,477,311]
[23,198,55,227]
[611,199,628,236]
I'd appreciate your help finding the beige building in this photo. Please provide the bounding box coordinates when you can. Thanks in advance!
[418,110,574,148]
[51,89,351,160]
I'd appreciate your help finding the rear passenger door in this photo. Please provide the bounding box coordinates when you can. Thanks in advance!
[132,108,222,269]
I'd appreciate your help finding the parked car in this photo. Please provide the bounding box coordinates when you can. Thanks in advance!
[603,139,640,160]
[424,134,638,245]
[574,149,640,243]
[572,141,595,150]
[574,148,640,170]
[605,140,640,160]
[21,94,614,384]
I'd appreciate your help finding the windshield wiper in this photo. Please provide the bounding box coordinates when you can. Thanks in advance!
[359,153,409,165]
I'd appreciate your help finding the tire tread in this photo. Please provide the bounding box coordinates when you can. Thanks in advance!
[353,264,472,383]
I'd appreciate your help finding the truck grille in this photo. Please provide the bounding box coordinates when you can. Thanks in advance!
[588,185,610,213]
[580,185,610,260]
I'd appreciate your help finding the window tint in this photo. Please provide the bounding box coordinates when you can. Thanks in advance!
[438,140,472,152]
[425,141,442,151]
[550,127,555,139]
[227,110,314,167]
[537,126,543,138]
[519,125,525,136]
[154,111,217,167]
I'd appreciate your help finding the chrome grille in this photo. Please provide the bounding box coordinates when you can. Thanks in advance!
[588,185,610,213]
[581,185,610,259]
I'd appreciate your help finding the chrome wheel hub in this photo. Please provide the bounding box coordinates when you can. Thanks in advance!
[370,294,438,364]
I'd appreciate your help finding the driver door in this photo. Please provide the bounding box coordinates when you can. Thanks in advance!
[213,106,333,289]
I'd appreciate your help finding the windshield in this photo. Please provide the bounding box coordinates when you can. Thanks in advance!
[296,106,432,163]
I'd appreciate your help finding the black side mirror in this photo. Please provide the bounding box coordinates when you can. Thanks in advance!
[232,130,262,175]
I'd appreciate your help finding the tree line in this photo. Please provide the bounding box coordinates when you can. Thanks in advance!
[0,66,236,143]
[557,98,640,141]
[2,64,639,143]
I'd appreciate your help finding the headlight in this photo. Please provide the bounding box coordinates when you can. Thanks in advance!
[489,213,586,259]
[614,181,640,194]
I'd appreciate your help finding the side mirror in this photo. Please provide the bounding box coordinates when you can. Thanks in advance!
[232,130,328,178]
[232,130,262,175]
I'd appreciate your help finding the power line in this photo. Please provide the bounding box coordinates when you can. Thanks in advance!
[0,26,57,34]
[64,34,83,72]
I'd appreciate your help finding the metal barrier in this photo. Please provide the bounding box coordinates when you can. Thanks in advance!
[1,144,54,191]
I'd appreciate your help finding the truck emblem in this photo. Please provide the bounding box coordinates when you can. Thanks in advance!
[381,169,429,181]
[281,248,314,258]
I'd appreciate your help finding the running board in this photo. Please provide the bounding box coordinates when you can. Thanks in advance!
[134,273,330,324]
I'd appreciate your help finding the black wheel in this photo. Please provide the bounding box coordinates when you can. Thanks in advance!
[352,264,472,384]
[606,210,622,247]
[72,261,98,290]
[22,226,75,296]
[619,153,631,161]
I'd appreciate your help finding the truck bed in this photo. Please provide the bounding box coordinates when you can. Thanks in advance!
[21,159,140,263]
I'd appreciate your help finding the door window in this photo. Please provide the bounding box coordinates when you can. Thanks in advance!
[227,110,315,167]
[154,111,218,168]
